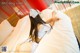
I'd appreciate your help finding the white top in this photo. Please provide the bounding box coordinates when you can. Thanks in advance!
[38,24,51,39]
[31,24,51,53]
[34,11,80,53]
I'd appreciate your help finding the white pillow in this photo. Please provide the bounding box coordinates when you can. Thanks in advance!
[2,15,31,52]
[0,20,13,44]
[34,11,80,53]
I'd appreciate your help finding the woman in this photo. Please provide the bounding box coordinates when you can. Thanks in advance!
[29,9,59,43]
[29,9,59,53]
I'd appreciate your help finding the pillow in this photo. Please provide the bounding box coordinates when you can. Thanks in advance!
[34,11,80,53]
[2,15,31,52]
[0,20,13,44]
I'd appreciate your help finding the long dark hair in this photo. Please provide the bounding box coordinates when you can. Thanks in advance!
[29,14,46,43]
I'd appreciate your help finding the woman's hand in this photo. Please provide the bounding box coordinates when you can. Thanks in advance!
[46,11,59,26]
